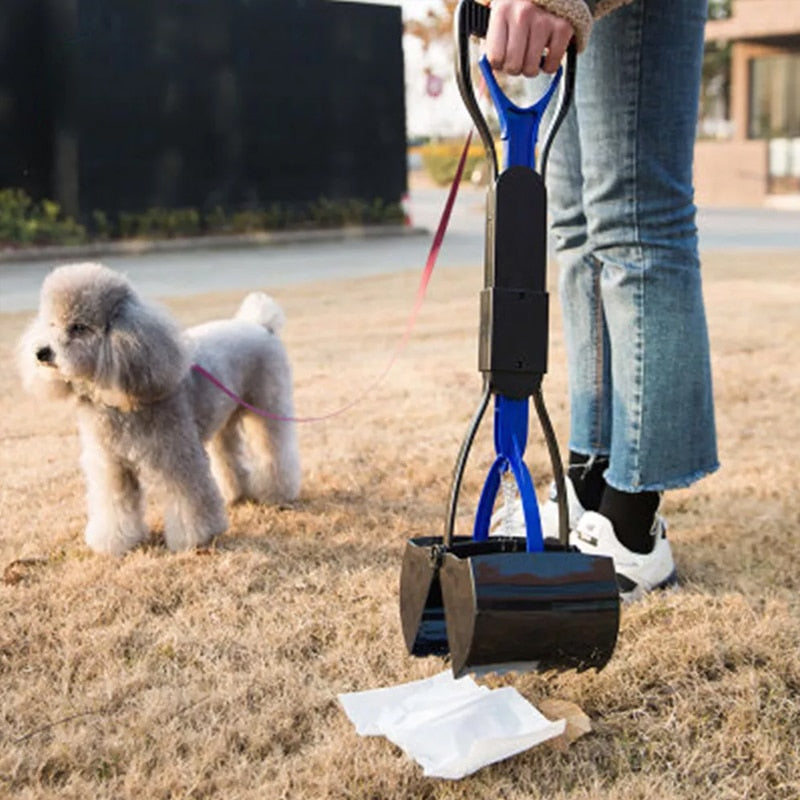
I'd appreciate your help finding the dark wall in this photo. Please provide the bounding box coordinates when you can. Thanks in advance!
[0,0,53,201]
[0,0,406,219]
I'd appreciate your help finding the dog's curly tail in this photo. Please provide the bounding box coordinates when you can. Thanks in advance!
[235,292,286,335]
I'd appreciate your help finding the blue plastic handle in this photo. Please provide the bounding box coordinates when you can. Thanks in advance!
[473,397,545,551]
[478,55,562,171]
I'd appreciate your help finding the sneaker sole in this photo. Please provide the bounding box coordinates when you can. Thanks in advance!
[617,568,679,602]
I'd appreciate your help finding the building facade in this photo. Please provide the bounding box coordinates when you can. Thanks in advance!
[697,0,800,206]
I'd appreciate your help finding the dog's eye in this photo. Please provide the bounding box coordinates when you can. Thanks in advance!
[67,322,92,337]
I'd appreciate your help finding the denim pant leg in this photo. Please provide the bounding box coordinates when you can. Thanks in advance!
[543,106,614,458]
[545,0,719,492]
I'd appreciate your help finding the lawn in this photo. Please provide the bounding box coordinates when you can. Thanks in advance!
[1,249,798,799]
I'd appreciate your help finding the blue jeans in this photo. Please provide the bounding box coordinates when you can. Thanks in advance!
[543,0,718,492]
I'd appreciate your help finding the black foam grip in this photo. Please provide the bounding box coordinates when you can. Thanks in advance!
[479,166,549,397]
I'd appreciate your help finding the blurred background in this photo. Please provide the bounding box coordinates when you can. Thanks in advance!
[0,0,798,250]
[401,0,800,208]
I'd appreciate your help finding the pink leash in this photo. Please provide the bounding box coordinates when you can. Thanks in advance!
[192,131,474,424]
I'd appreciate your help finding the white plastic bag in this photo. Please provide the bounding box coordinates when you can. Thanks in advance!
[338,671,565,779]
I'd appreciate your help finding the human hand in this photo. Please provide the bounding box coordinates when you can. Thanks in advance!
[484,0,574,77]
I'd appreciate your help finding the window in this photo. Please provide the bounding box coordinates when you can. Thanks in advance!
[749,54,800,138]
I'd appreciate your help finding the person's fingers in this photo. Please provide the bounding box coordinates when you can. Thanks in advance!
[506,1,541,77]
[485,0,575,77]
[521,27,548,77]
[541,18,573,73]
[501,5,533,75]
[485,9,510,71]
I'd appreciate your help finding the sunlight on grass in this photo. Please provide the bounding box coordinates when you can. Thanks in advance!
[1,251,799,798]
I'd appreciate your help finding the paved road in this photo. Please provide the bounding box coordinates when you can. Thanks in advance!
[2,184,800,313]
[411,183,800,249]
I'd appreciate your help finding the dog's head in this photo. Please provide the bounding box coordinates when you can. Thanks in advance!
[19,262,188,410]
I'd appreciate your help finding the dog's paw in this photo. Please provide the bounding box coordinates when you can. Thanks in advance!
[163,503,228,552]
[84,518,148,557]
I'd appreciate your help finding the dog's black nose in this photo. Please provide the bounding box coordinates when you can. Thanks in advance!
[36,346,54,364]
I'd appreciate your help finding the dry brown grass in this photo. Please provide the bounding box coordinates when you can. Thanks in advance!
[1,250,799,800]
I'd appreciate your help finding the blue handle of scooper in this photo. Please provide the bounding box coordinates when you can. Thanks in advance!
[472,57,562,553]
[478,55,562,172]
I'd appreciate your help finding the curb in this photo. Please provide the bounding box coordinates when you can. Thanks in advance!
[0,224,429,265]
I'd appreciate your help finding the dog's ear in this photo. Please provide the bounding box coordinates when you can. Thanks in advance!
[95,297,188,409]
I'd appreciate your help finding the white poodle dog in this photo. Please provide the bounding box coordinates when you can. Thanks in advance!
[18,261,301,556]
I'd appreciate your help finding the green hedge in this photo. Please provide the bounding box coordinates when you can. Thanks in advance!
[0,188,86,246]
[0,188,406,247]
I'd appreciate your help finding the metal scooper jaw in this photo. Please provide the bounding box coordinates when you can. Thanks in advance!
[446,397,619,679]
[400,392,620,679]
[400,530,621,679]
[439,542,621,678]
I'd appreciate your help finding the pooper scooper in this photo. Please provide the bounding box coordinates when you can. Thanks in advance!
[399,0,620,678]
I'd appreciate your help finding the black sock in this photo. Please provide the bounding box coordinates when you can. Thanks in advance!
[598,485,660,554]
[567,451,608,512]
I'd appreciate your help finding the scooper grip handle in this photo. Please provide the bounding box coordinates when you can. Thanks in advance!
[477,55,561,171]
[455,0,576,181]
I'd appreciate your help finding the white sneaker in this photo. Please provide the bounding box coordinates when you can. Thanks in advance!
[488,492,527,538]
[539,476,585,541]
[488,476,584,541]
[572,511,678,602]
